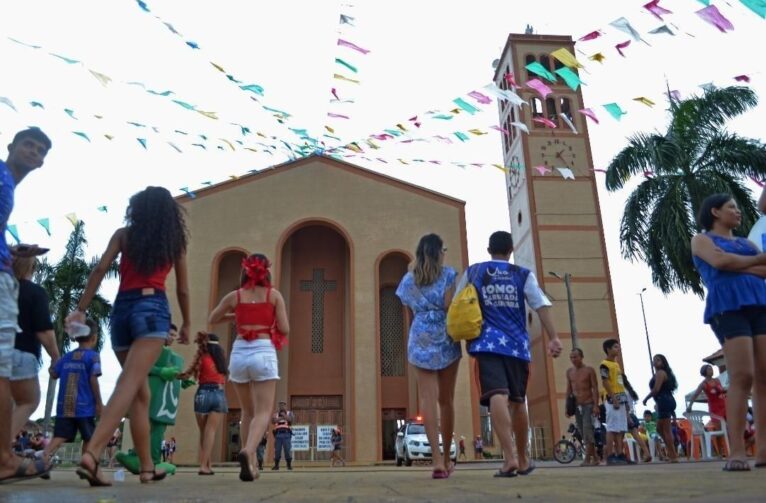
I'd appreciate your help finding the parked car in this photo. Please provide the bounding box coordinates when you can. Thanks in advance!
[394,420,457,466]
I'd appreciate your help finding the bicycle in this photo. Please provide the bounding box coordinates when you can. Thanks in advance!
[553,423,584,464]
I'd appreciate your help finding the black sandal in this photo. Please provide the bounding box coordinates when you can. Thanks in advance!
[76,451,111,487]
[139,468,167,483]
[722,459,751,472]
[238,451,255,482]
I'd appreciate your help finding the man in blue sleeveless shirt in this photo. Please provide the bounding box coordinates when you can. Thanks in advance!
[0,128,52,483]
[456,231,562,477]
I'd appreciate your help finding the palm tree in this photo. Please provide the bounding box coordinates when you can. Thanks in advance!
[605,86,766,295]
[34,221,117,433]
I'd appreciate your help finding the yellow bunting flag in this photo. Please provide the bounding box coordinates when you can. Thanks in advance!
[550,48,584,69]
[89,70,112,87]
[345,143,363,153]
[244,147,258,153]
[396,123,408,132]
[333,73,360,84]
[589,52,606,63]
[398,159,409,165]
[450,108,461,114]
[325,125,335,133]
[197,110,219,120]
[219,138,235,151]
[104,134,114,140]
[633,96,656,107]
[468,129,487,136]
[256,132,267,138]
[492,164,509,173]
[65,213,79,227]
[210,62,226,73]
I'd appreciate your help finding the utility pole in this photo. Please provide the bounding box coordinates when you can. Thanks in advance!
[639,288,655,375]
[549,271,578,349]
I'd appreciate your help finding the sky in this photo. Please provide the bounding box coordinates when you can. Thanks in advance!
[1,0,764,421]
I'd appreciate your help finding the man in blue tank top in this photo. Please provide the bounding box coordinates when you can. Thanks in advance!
[456,231,562,477]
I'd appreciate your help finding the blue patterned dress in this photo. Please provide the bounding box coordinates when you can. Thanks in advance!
[396,267,461,370]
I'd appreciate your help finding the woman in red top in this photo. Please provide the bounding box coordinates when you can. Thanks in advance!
[209,254,289,482]
[687,364,728,427]
[180,332,227,475]
[67,186,190,486]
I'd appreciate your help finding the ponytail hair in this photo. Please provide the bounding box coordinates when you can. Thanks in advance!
[240,254,272,288]
[180,332,228,379]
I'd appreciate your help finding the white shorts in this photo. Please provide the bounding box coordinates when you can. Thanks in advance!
[605,399,628,433]
[229,338,279,383]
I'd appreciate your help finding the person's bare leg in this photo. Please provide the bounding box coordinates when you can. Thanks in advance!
[658,420,677,460]
[80,340,164,483]
[750,335,766,464]
[202,412,222,472]
[242,380,276,478]
[10,379,40,441]
[436,360,460,468]
[509,402,530,471]
[415,367,444,472]
[41,437,66,463]
[723,337,754,462]
[234,382,254,452]
[195,413,208,469]
[488,394,516,472]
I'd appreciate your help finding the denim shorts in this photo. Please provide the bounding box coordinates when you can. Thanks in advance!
[710,306,766,344]
[194,384,228,414]
[10,349,39,381]
[110,290,171,352]
[0,273,20,379]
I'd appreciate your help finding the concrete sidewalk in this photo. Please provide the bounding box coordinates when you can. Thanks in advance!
[1,459,763,502]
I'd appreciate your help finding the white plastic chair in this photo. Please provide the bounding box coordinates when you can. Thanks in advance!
[683,411,729,459]
[624,434,639,462]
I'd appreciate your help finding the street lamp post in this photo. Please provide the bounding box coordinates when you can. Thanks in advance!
[549,271,578,349]
[639,288,655,374]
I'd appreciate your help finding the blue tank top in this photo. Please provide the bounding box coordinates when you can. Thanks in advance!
[692,234,766,323]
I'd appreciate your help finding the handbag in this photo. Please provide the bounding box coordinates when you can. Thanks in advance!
[446,268,483,342]
[565,394,577,417]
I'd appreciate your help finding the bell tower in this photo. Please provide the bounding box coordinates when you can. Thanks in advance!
[493,34,621,455]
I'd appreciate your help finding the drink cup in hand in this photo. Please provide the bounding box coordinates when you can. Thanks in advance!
[66,321,91,339]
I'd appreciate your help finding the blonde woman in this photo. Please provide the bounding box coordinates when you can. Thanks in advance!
[396,234,460,479]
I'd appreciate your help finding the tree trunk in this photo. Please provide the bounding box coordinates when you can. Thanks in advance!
[43,376,57,435]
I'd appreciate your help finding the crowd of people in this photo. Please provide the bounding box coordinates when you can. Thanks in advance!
[0,127,764,487]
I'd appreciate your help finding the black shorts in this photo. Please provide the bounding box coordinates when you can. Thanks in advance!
[710,306,766,344]
[655,394,677,420]
[54,417,96,442]
[475,353,529,407]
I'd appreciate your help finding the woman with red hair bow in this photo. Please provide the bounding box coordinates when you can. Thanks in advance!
[209,254,289,482]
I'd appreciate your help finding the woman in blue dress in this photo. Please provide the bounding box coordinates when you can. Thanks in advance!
[396,233,461,479]
[691,193,766,472]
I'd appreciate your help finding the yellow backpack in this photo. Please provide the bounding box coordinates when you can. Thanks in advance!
[447,271,483,342]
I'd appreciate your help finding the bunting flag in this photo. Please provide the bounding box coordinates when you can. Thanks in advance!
[6,225,20,244]
[561,114,578,134]
[483,83,525,107]
[633,97,656,107]
[578,30,602,41]
[88,70,112,87]
[550,48,584,69]
[603,103,627,121]
[334,73,360,84]
[504,73,519,89]
[328,112,350,119]
[734,75,751,82]
[740,0,766,18]
[29,101,44,108]
[339,14,355,25]
[64,108,78,119]
[65,213,79,227]
[589,52,606,63]
[526,79,553,99]
[555,67,582,91]
[557,167,576,180]
[137,138,148,149]
[533,117,558,129]
[468,129,487,136]
[526,61,557,82]
[239,84,264,95]
[468,91,492,105]
[49,53,80,64]
[36,218,51,236]
[511,121,530,134]
[0,97,18,111]
[534,166,552,175]
[643,0,673,20]
[609,17,645,42]
[454,132,469,142]
[337,39,370,54]
[73,131,91,142]
[648,25,675,36]
[452,98,479,115]
[696,5,735,32]
[616,40,631,57]
[97,206,108,212]
[579,108,599,124]
[335,58,358,73]
[179,187,196,198]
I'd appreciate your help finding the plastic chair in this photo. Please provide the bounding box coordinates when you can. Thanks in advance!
[683,411,729,459]
[624,434,639,462]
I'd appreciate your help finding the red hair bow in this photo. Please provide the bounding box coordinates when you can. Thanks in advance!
[242,256,271,288]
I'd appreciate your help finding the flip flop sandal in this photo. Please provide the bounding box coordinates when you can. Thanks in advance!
[518,463,536,476]
[76,451,111,487]
[754,462,766,468]
[722,459,751,472]
[0,458,50,485]
[238,451,255,482]
[140,468,167,484]
[198,470,215,475]
[493,468,518,478]
[432,469,449,479]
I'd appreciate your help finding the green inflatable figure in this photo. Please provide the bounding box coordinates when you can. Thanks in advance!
[116,326,194,475]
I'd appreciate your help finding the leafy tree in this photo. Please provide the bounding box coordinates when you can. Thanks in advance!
[34,221,117,432]
[605,86,766,295]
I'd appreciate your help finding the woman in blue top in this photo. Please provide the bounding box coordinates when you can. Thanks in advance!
[691,193,766,472]
[396,234,460,479]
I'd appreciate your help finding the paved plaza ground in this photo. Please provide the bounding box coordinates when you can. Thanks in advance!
[0,459,763,502]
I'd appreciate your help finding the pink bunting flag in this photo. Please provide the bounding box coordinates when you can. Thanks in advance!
[534,165,552,175]
[491,125,511,135]
[616,40,631,57]
[578,108,600,124]
[331,88,340,100]
[643,0,672,20]
[734,75,751,83]
[328,112,350,119]
[372,134,394,140]
[338,38,370,54]
[504,73,520,89]
[696,5,734,33]
[408,116,422,128]
[468,91,492,105]
[578,30,602,41]
[667,89,682,101]
[526,78,553,99]
[533,117,558,129]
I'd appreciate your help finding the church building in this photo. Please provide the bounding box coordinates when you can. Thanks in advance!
[166,155,479,464]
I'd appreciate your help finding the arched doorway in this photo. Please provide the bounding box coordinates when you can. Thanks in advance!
[377,252,412,460]
[279,223,350,462]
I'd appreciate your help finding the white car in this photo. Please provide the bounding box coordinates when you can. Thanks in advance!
[394,421,457,466]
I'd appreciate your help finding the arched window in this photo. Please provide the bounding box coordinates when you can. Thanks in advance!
[525,54,537,80]
[560,97,573,122]
[546,97,558,124]
[380,287,405,376]
[539,54,552,72]
[531,98,544,119]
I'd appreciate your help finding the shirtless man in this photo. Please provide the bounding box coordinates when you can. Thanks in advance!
[566,348,600,466]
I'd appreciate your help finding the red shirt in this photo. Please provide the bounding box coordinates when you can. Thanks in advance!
[198,353,225,385]
[119,256,172,292]
[703,379,727,419]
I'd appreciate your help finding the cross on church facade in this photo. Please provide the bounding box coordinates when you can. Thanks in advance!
[300,268,337,353]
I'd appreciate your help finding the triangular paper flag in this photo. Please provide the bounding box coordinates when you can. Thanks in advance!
[6,225,20,244]
[633,97,656,107]
[97,206,108,212]
[511,121,529,134]
[526,61,557,82]
[534,166,552,175]
[550,48,584,69]
[89,70,112,87]
[526,78,553,99]
[555,67,583,91]
[579,108,599,124]
[696,5,735,32]
[556,167,575,180]
[137,138,147,149]
[65,213,79,227]
[561,114,578,134]
[589,52,606,63]
[603,103,627,121]
[37,218,51,236]
[740,0,766,18]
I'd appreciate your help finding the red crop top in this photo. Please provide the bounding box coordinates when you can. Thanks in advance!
[198,353,225,385]
[119,256,172,292]
[234,288,287,349]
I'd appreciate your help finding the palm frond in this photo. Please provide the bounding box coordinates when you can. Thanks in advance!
[605,133,668,190]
